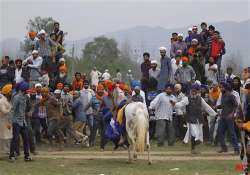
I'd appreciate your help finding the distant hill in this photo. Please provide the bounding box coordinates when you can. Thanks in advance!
[0,38,24,59]
[65,20,250,66]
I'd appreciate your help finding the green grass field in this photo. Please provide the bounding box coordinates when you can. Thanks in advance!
[0,158,239,175]
[0,142,244,175]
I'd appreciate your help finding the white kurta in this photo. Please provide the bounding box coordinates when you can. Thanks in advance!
[175,96,217,143]
[0,94,12,140]
[90,70,101,86]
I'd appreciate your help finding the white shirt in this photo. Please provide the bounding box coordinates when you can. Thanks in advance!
[102,72,111,80]
[149,68,160,79]
[171,59,182,83]
[15,68,23,84]
[116,72,122,82]
[174,92,187,115]
[171,59,182,76]
[205,63,218,84]
[225,73,236,80]
[90,70,101,86]
[149,92,177,121]
[23,56,43,81]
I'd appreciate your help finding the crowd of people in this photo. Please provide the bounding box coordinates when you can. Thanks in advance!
[0,21,250,174]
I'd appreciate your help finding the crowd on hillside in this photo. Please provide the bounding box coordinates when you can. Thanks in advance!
[0,21,250,174]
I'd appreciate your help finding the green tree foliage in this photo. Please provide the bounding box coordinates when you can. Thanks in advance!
[65,36,139,80]
[20,16,57,54]
[26,16,56,34]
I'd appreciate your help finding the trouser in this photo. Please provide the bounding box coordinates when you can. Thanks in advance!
[47,119,64,145]
[208,116,218,144]
[26,120,36,153]
[191,136,196,150]
[0,139,11,153]
[41,56,57,78]
[149,120,156,140]
[73,121,86,134]
[9,123,30,158]
[92,115,108,149]
[32,118,48,144]
[86,114,94,146]
[203,115,210,142]
[40,118,48,138]
[156,119,175,146]
[173,115,186,140]
[215,56,222,73]
[59,116,81,142]
[218,117,239,151]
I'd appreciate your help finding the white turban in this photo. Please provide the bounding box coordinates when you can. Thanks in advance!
[54,89,61,94]
[192,39,198,43]
[59,58,65,62]
[178,33,184,37]
[195,80,201,86]
[174,84,182,90]
[159,47,167,51]
[35,83,42,88]
[38,29,46,35]
[151,60,157,64]
[32,50,38,54]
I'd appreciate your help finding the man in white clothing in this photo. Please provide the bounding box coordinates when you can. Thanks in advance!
[205,57,218,85]
[90,67,101,86]
[149,83,176,146]
[149,60,160,80]
[23,50,43,87]
[102,69,111,81]
[225,67,236,82]
[14,59,23,84]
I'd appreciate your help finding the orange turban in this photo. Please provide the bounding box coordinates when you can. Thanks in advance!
[104,80,113,89]
[59,66,67,73]
[28,31,37,38]
[182,56,189,63]
[1,84,12,95]
[209,86,221,101]
[97,84,104,92]
[118,83,125,91]
[41,87,49,94]
[123,84,131,92]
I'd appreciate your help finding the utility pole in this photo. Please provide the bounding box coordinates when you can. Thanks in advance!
[71,41,75,77]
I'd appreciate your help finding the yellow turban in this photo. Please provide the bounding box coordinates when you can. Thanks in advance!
[1,84,12,95]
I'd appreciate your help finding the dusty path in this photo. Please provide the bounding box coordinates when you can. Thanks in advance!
[34,150,239,161]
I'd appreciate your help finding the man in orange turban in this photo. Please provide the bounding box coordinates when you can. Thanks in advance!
[28,31,37,40]
[1,84,12,96]
[72,72,83,91]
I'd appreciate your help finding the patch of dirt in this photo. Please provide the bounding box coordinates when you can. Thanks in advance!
[34,150,239,161]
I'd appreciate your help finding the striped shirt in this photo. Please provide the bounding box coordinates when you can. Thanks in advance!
[149,92,176,121]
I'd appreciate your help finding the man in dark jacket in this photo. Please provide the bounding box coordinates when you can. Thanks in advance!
[0,56,15,88]
[9,81,32,162]
[141,52,151,91]
[217,82,239,154]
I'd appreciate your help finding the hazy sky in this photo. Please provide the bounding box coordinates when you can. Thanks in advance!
[0,0,249,41]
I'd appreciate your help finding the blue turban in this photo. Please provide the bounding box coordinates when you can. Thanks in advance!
[131,80,141,89]
[191,84,200,91]
[200,84,208,90]
[19,81,29,91]
[165,83,174,89]
[220,81,231,91]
